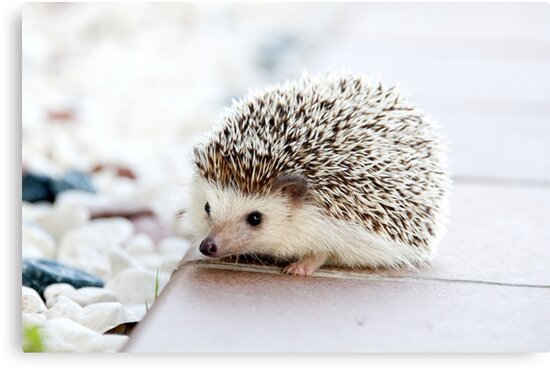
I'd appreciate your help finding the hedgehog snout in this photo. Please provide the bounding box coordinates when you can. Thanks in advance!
[199,237,217,257]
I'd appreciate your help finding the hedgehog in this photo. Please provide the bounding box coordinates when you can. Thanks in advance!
[182,71,450,276]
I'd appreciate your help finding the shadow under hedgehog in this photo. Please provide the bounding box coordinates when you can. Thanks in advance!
[181,71,451,276]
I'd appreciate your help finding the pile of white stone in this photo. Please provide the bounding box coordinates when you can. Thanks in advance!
[22,184,191,352]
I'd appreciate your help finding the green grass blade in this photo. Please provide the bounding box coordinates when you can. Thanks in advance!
[22,325,44,353]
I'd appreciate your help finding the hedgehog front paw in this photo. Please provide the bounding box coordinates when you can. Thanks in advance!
[283,262,316,276]
[282,254,327,276]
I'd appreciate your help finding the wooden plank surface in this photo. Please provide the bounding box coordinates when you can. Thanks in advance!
[124,262,550,352]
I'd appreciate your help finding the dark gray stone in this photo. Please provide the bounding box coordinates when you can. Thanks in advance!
[50,170,96,196]
[22,173,55,203]
[22,258,104,297]
[22,170,96,203]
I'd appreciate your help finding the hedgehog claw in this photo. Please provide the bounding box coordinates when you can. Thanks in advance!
[283,262,314,276]
[282,254,327,276]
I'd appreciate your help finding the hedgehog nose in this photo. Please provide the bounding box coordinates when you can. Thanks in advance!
[199,238,217,257]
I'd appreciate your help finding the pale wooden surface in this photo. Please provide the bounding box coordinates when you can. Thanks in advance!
[124,263,549,353]
[124,3,550,352]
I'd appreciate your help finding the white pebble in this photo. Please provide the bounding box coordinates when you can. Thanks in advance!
[22,286,47,314]
[134,253,164,272]
[158,254,183,273]
[22,220,56,258]
[23,312,46,327]
[124,233,155,255]
[46,295,137,333]
[44,283,75,307]
[57,225,112,278]
[80,302,137,333]
[43,283,75,308]
[93,172,138,198]
[40,318,128,352]
[123,303,148,321]
[90,217,134,248]
[158,236,189,255]
[55,189,106,208]
[57,217,135,279]
[71,287,118,306]
[22,202,52,222]
[105,268,168,306]
[35,202,90,239]
[22,244,46,258]
[44,283,117,307]
[109,247,144,276]
[46,295,81,320]
[135,253,181,274]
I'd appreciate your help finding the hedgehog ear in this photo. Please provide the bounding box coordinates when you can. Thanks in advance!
[271,174,308,204]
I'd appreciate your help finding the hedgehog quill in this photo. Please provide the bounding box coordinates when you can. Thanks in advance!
[183,71,450,276]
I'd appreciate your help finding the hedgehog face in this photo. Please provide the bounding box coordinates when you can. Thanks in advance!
[186,175,309,259]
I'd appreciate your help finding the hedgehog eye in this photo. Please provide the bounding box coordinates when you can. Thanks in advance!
[204,202,210,215]
[246,211,262,227]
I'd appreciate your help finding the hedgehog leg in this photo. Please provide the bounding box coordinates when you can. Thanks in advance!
[282,253,327,276]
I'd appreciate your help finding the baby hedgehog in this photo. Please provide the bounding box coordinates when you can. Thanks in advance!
[185,71,450,276]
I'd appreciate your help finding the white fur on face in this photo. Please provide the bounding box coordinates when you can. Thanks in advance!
[185,176,301,258]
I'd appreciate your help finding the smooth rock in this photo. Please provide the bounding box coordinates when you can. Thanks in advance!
[22,220,56,258]
[105,268,168,306]
[124,233,155,255]
[22,286,47,314]
[45,295,81,320]
[123,303,149,321]
[157,254,182,273]
[22,258,104,297]
[68,286,118,306]
[46,296,136,333]
[44,284,75,307]
[55,189,108,209]
[130,213,167,243]
[40,318,128,352]
[134,253,180,274]
[22,202,52,222]
[22,172,54,203]
[35,202,90,239]
[89,217,134,248]
[134,253,163,272]
[22,312,46,327]
[44,283,117,307]
[91,171,138,198]
[80,302,137,333]
[57,217,134,278]
[158,236,190,255]
[109,247,144,276]
[22,170,96,204]
[49,170,96,197]
[57,225,112,278]
[22,244,46,259]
